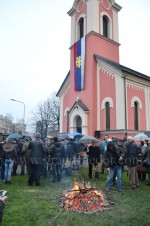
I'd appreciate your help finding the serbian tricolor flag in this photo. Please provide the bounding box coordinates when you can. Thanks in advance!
[74,37,85,91]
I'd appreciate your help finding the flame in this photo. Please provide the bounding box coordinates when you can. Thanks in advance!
[62,179,109,213]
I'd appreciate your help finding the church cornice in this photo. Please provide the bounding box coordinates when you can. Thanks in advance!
[87,31,120,46]
[124,73,150,88]
[126,81,145,92]
[69,30,120,50]
[111,3,122,12]
[67,0,88,16]
[56,71,70,97]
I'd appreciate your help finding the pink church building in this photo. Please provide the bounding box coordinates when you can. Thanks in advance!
[57,0,150,140]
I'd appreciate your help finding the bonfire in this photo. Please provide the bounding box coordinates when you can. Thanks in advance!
[61,179,110,214]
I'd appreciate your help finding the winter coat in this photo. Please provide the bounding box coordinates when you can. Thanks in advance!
[103,141,123,168]
[2,145,17,160]
[124,140,139,166]
[143,144,150,173]
[28,138,46,165]
[50,141,62,160]
[86,145,101,165]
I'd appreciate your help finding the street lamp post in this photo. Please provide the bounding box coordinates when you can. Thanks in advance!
[10,99,25,132]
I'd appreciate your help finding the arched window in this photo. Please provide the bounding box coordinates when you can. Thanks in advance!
[76,116,82,133]
[105,102,110,130]
[134,101,139,130]
[79,17,84,39]
[103,16,108,38]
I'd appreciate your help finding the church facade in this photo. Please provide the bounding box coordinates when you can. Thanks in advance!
[57,0,150,140]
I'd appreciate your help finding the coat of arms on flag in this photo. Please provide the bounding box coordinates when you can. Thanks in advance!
[74,37,85,91]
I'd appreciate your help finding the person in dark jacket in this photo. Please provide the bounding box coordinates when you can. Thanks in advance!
[28,133,46,186]
[86,140,101,179]
[124,136,139,189]
[0,195,7,224]
[0,142,5,181]
[61,139,73,176]
[50,137,62,182]
[103,141,124,192]
[143,142,150,185]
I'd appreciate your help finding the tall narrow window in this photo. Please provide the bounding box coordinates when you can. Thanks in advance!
[103,16,108,38]
[134,101,139,130]
[105,102,110,130]
[79,17,84,39]
[76,116,82,133]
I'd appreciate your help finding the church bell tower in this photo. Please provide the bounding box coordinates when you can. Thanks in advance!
[68,0,122,63]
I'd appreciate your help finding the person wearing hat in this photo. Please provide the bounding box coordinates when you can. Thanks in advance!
[124,136,139,189]
[103,141,124,192]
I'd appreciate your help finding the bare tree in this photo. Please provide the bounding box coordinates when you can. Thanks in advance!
[30,92,60,138]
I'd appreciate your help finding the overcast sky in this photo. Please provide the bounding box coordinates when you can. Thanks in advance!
[0,0,150,131]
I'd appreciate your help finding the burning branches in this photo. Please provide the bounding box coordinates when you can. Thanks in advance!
[61,179,110,214]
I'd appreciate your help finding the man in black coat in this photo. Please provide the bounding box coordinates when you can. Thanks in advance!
[28,133,46,186]
[50,137,62,182]
[124,136,139,189]
[86,140,101,179]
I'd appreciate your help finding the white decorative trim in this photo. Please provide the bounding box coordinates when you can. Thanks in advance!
[131,96,142,109]
[101,97,113,109]
[64,107,70,117]
[126,81,144,91]
[97,63,100,130]
[63,85,70,98]
[76,14,86,41]
[145,86,149,130]
[115,73,125,129]
[69,106,88,135]
[59,95,64,133]
[99,64,115,78]
[101,0,111,10]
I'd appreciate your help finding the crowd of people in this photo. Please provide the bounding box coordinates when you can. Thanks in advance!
[0,133,150,189]
[87,134,150,192]
[0,133,86,186]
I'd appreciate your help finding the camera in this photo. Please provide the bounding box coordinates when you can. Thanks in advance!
[0,190,7,197]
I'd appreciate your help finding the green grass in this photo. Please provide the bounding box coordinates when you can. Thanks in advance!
[1,167,150,226]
